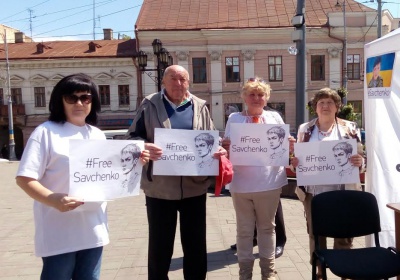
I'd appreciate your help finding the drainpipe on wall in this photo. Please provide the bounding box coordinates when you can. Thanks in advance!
[134,26,143,110]
[328,27,346,93]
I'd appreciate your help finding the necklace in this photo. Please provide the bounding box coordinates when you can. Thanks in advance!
[318,129,332,137]
[316,120,335,139]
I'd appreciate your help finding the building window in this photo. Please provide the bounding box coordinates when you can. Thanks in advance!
[348,100,363,128]
[0,88,3,105]
[311,55,325,81]
[99,85,110,106]
[192,58,207,83]
[118,85,130,106]
[224,103,242,124]
[347,54,360,80]
[266,102,286,122]
[268,56,283,81]
[11,88,22,105]
[225,57,240,82]
[34,87,46,107]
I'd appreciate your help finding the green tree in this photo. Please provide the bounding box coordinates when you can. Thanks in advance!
[336,87,358,121]
[120,34,131,40]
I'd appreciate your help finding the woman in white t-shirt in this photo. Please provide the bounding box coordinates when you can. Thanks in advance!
[222,78,295,280]
[16,73,150,280]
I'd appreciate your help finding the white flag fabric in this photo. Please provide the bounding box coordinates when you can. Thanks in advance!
[364,28,400,250]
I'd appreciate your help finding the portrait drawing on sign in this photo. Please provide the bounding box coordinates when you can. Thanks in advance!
[332,142,355,179]
[267,126,287,165]
[195,132,216,169]
[120,143,141,194]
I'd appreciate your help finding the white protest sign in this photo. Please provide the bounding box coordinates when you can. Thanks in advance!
[153,128,219,176]
[69,139,144,201]
[229,123,290,166]
[294,139,360,185]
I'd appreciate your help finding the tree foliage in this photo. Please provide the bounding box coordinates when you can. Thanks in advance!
[336,87,358,121]
[120,34,131,40]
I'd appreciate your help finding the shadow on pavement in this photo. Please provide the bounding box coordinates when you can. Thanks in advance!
[170,249,248,272]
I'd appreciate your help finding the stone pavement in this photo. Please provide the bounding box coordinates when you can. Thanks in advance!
[0,161,364,279]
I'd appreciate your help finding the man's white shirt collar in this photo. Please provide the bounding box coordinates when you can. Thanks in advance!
[162,89,192,109]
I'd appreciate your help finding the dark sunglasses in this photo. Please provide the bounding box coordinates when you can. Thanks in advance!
[64,94,92,104]
[247,78,267,84]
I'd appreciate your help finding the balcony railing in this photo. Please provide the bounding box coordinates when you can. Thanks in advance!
[0,104,26,117]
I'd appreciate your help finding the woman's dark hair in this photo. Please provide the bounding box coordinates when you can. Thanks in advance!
[310,87,341,112]
[48,73,101,125]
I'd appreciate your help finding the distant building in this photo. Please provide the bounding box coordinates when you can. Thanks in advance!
[0,29,137,157]
[0,0,398,156]
[0,24,33,43]
[135,0,396,131]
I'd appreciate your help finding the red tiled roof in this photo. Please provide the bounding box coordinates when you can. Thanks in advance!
[0,39,136,60]
[136,0,375,30]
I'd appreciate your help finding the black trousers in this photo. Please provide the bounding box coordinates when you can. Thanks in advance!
[275,199,287,246]
[254,199,287,246]
[146,194,207,280]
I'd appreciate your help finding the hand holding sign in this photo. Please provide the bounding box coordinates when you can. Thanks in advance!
[144,143,163,161]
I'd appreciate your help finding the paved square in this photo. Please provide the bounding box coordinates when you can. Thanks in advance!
[1,161,361,279]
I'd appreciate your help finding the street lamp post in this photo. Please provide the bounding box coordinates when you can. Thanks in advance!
[377,0,382,38]
[3,31,17,160]
[336,0,348,105]
[291,0,306,129]
[137,39,173,92]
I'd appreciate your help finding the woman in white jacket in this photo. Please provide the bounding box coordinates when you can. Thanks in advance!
[291,87,365,280]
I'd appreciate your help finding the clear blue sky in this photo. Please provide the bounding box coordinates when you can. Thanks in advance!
[0,0,398,42]
[356,0,400,18]
[0,0,144,41]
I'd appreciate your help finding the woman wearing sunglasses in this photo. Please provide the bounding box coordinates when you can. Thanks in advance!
[222,77,295,280]
[15,73,121,279]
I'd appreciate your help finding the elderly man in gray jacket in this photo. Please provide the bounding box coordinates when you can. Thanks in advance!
[127,65,226,280]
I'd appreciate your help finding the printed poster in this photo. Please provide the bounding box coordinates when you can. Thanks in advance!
[229,123,290,166]
[366,52,395,99]
[294,139,360,185]
[153,128,219,176]
[69,139,144,201]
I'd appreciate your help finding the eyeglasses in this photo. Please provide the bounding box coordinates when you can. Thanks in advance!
[64,94,92,104]
[247,78,267,84]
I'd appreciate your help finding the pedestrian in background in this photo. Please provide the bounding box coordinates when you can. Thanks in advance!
[1,144,8,159]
